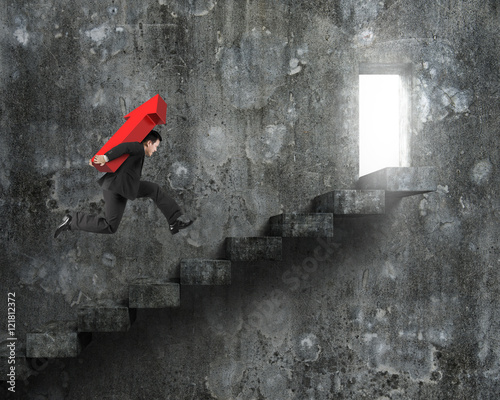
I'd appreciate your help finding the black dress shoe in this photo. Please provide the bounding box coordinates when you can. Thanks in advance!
[54,215,72,238]
[169,218,193,234]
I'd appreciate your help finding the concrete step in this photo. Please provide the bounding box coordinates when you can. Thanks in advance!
[180,259,231,285]
[226,237,282,261]
[269,213,334,237]
[77,303,136,332]
[357,167,437,197]
[314,190,385,215]
[26,321,92,358]
[129,281,181,309]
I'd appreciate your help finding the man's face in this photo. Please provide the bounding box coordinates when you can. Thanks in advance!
[144,139,160,157]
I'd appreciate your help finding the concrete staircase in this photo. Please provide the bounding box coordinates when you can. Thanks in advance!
[78,302,136,333]
[180,259,231,285]
[26,321,92,359]
[314,190,385,215]
[269,213,334,237]
[4,167,436,380]
[226,237,283,261]
[357,166,437,198]
[129,281,181,308]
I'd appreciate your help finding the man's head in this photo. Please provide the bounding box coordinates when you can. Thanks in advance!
[142,130,162,157]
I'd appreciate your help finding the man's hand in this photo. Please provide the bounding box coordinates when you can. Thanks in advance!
[90,155,107,166]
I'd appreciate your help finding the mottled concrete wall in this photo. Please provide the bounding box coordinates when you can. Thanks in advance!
[1,0,500,399]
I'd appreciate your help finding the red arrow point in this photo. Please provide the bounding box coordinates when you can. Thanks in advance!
[124,94,167,125]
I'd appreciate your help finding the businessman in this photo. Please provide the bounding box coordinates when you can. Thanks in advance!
[54,130,192,238]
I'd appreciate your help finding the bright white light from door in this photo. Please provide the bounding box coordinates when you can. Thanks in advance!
[359,74,401,177]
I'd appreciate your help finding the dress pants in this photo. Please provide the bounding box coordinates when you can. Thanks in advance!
[70,181,182,234]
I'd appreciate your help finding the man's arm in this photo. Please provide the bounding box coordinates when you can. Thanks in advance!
[105,142,144,161]
[91,142,144,166]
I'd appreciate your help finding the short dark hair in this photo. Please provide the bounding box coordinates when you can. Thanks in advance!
[141,130,162,144]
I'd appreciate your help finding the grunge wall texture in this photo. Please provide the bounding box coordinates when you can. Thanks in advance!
[1,0,499,399]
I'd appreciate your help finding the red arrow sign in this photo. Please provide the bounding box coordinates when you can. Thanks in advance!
[92,94,167,172]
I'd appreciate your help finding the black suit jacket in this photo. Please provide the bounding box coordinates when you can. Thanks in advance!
[97,142,145,200]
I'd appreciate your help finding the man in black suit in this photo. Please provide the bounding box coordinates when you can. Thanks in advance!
[54,130,192,238]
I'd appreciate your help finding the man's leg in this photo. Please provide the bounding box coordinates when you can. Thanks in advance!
[136,181,182,224]
[70,190,127,234]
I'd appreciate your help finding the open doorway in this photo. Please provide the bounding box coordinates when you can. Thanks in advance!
[359,64,411,177]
